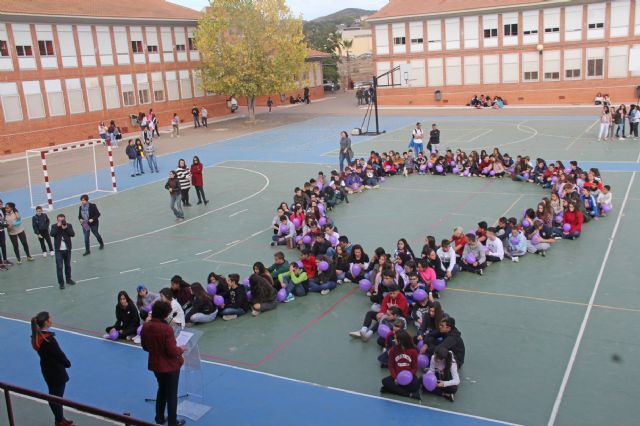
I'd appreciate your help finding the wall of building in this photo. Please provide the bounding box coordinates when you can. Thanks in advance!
[341,28,373,57]
[370,0,640,105]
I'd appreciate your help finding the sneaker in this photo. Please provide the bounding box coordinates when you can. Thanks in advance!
[540,251,546,257]
[337,280,343,285]
[102,333,110,339]
[132,335,141,344]
[197,201,202,205]
[343,277,352,283]
[512,256,519,263]
[16,259,22,264]
[251,309,260,317]
[59,284,65,289]
[204,200,209,205]
[83,251,90,256]
[320,289,331,295]
[443,393,455,402]
[126,335,134,341]
[284,293,295,303]
[43,252,48,258]
[349,331,362,338]
[222,315,238,321]
[409,391,422,400]
[27,257,34,261]
[554,236,562,240]
[362,330,374,342]
[477,268,483,276]
[3,260,13,266]
[66,279,76,285]
[99,244,104,250]
[50,251,54,256]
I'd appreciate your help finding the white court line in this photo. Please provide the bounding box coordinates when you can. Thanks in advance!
[0,315,521,426]
[158,259,178,265]
[495,195,525,225]
[204,227,271,260]
[565,118,599,151]
[229,208,248,217]
[25,286,54,292]
[119,268,141,274]
[547,149,640,426]
[463,129,493,144]
[478,121,538,150]
[75,277,100,283]
[195,249,212,256]
[202,259,253,268]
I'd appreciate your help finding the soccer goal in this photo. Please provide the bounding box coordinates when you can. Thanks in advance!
[26,139,117,210]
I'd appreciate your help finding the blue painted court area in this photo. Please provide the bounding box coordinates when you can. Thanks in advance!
[0,317,511,426]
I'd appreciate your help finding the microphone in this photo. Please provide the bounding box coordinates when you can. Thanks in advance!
[167,311,178,325]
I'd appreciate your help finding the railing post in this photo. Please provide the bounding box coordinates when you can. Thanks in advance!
[3,388,16,426]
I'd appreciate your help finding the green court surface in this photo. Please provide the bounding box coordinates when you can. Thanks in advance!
[1,114,639,425]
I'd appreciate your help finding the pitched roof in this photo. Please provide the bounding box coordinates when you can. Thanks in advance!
[368,0,570,21]
[0,0,201,21]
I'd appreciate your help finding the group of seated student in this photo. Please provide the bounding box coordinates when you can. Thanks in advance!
[289,94,304,104]
[469,94,504,109]
[102,147,613,403]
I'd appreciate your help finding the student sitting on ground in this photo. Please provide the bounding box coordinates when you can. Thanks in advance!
[436,239,458,280]
[460,233,487,275]
[423,317,465,369]
[278,261,309,302]
[527,220,555,257]
[159,288,185,330]
[596,185,612,216]
[220,274,249,320]
[424,346,461,402]
[271,215,295,247]
[249,273,278,317]
[309,255,337,295]
[136,284,160,320]
[380,329,421,400]
[185,283,217,325]
[268,252,290,288]
[104,291,140,341]
[378,317,408,367]
[417,301,446,343]
[562,201,584,240]
[450,227,467,258]
[349,285,407,342]
[485,227,504,263]
[170,275,192,311]
[504,226,527,262]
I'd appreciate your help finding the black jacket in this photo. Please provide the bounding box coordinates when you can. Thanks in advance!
[190,294,215,315]
[429,129,440,144]
[315,264,337,284]
[224,286,249,311]
[50,223,75,251]
[32,214,50,234]
[250,274,276,304]
[113,302,140,335]
[36,331,71,385]
[125,144,137,159]
[427,326,465,367]
[78,203,101,226]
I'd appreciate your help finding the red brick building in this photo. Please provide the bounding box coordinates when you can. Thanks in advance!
[367,0,640,106]
[0,0,325,154]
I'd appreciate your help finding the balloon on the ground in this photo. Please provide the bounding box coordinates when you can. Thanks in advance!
[359,279,371,292]
[207,283,217,295]
[213,295,224,306]
[378,324,391,338]
[423,371,437,391]
[418,354,429,369]
[277,288,287,302]
[109,329,119,340]
[463,170,470,177]
[412,289,427,302]
[432,279,446,292]
[436,165,444,173]
[397,370,413,386]
[452,167,459,174]
[318,261,329,271]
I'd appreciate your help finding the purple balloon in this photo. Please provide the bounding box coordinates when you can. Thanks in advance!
[397,370,413,386]
[293,218,301,228]
[417,340,424,352]
[144,304,152,312]
[489,170,496,176]
[432,279,446,292]
[378,324,391,338]
[450,161,456,167]
[379,176,385,182]
[213,295,224,306]
[423,371,437,391]
[318,217,327,226]
[351,263,362,277]
[565,167,572,174]
[435,165,444,173]
[279,224,290,234]
[482,167,490,175]
[136,325,143,336]
[318,261,329,271]
[418,354,430,369]
[246,291,252,301]
[551,176,558,184]
[463,170,470,177]
[602,204,612,213]
[522,172,530,180]
[464,253,476,264]
[329,235,338,246]
[302,235,312,245]
[522,219,531,228]
[419,164,427,172]
[277,288,287,302]
[295,235,303,243]
[395,264,403,275]
[510,237,519,245]
[318,204,325,214]
[243,277,250,286]
[109,329,119,341]
[359,279,371,292]
[316,181,323,190]
[296,260,303,268]
[207,283,217,295]
[427,161,433,169]
[412,289,427,302]
[554,214,563,223]
[452,167,459,174]
[563,223,571,232]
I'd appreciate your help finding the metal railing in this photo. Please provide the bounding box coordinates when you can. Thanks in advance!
[1,381,156,426]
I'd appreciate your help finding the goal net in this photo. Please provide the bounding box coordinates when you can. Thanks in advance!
[26,139,117,210]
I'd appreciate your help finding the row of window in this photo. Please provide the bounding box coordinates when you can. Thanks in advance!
[376,1,640,54]
[377,45,637,88]
[0,71,207,123]
[0,23,198,72]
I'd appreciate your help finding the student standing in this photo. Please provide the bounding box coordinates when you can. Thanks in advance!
[125,140,139,176]
[428,123,440,153]
[191,105,200,128]
[50,214,75,289]
[4,202,33,263]
[176,159,192,207]
[200,107,208,127]
[31,311,73,426]
[411,122,424,158]
[267,97,273,112]
[32,206,54,257]
[190,156,209,205]
[165,171,184,221]
[338,131,353,172]
[171,113,180,138]
[140,301,186,426]
[598,106,611,141]
[0,199,10,270]
[144,139,160,173]
[78,195,104,256]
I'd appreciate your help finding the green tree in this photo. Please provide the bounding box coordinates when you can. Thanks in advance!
[196,0,308,122]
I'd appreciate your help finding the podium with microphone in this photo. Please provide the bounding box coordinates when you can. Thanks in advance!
[174,328,211,421]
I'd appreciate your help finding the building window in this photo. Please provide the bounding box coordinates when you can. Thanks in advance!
[393,36,406,45]
[38,40,54,56]
[484,28,498,38]
[131,40,143,53]
[587,3,605,39]
[0,82,23,122]
[16,45,33,57]
[392,23,406,53]
[66,78,85,114]
[588,22,604,29]
[608,45,629,78]
[85,77,103,111]
[587,59,603,77]
[524,71,538,80]
[411,36,423,44]
[427,19,442,51]
[138,88,150,104]
[123,90,135,105]
[45,80,66,116]
[504,23,518,36]
[543,50,560,81]
[564,49,582,80]
[463,16,479,49]
[147,45,158,53]
[522,52,539,81]
[176,44,186,52]
[565,68,580,79]
[375,25,389,55]
[154,89,164,102]
[188,37,197,51]
[502,53,519,83]
[0,40,9,56]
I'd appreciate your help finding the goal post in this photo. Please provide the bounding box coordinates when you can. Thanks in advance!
[26,139,117,210]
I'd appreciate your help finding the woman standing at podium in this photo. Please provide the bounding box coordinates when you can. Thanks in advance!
[141,301,186,426]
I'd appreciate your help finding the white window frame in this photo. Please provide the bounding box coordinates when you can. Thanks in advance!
[564,5,583,42]
[463,16,479,49]
[445,56,461,86]
[586,47,605,79]
[502,53,519,83]
[151,72,165,102]
[392,23,406,53]
[96,26,114,66]
[445,18,460,50]
[463,56,480,85]
[166,71,179,100]
[409,59,426,87]
[543,8,561,43]
[161,27,174,62]
[564,49,582,80]
[502,13,518,47]
[610,0,630,38]
[427,58,443,87]
[587,3,605,40]
[136,73,150,104]
[114,26,130,65]
[375,25,389,55]
[23,81,45,119]
[44,79,65,117]
[77,25,96,67]
[56,25,77,68]
[179,70,192,98]
[427,20,442,51]
[0,82,22,122]
[120,74,136,106]
[482,14,498,48]
[65,78,85,114]
[85,77,103,112]
[608,45,628,78]
[409,21,424,52]
[377,61,391,86]
[483,55,499,84]
[543,50,560,81]
[636,0,640,35]
[522,52,539,81]
[522,10,539,45]
[103,75,120,110]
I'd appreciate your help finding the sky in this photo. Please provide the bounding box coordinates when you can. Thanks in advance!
[170,0,388,20]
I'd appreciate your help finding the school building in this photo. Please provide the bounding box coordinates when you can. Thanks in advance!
[0,0,326,154]
[367,0,640,106]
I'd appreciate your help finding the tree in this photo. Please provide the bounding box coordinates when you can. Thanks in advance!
[196,0,308,122]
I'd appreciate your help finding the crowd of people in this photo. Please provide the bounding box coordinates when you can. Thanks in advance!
[598,103,639,141]
[469,95,505,109]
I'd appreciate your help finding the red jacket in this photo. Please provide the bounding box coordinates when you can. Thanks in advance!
[388,347,418,379]
[563,209,583,233]
[190,163,204,187]
[140,318,184,373]
[381,292,409,318]
[301,256,316,279]
[451,234,467,255]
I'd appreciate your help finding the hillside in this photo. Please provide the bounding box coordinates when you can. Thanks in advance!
[311,8,376,25]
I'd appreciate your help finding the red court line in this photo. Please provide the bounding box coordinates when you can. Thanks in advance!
[254,285,359,367]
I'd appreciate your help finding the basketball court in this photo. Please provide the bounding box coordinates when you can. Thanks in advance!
[1,101,639,425]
